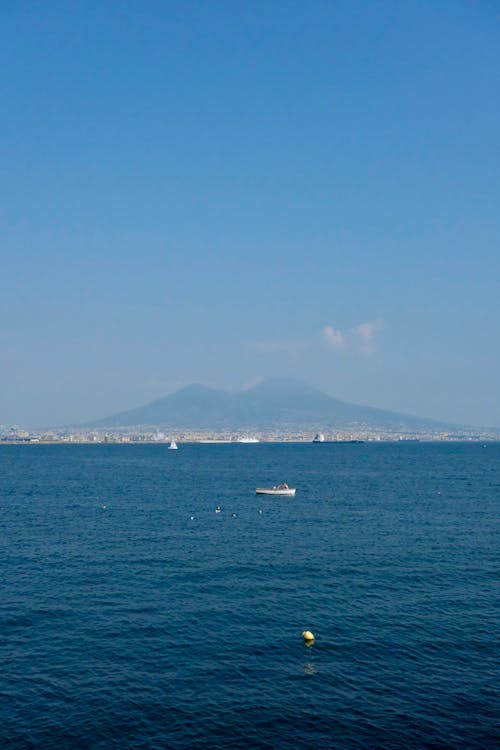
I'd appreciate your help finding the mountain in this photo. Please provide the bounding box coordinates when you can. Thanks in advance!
[83,378,449,431]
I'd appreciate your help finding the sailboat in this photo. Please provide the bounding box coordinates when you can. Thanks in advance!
[168,440,178,450]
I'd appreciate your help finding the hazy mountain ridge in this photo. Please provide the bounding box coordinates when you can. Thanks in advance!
[83,379,451,431]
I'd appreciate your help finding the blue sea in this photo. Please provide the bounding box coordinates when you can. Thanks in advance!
[1,442,498,749]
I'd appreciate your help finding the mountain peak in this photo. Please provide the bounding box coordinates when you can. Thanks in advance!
[173,383,223,398]
[84,377,445,431]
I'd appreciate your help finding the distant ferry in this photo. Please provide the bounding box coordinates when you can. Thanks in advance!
[238,437,260,443]
[312,433,364,444]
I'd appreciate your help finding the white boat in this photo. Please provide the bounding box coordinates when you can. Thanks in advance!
[313,433,325,442]
[255,485,296,497]
[168,441,178,450]
[238,437,260,443]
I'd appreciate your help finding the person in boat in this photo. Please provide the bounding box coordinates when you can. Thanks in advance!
[277,482,289,490]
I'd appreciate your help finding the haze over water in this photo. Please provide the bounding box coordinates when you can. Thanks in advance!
[1,442,498,748]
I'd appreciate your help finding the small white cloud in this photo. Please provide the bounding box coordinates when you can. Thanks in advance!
[355,319,383,356]
[323,325,345,350]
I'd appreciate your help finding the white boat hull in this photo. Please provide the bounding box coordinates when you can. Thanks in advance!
[255,488,296,496]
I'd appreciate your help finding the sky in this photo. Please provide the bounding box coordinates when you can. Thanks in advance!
[1,0,500,428]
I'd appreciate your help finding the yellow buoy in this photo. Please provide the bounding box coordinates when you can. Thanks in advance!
[302,630,315,644]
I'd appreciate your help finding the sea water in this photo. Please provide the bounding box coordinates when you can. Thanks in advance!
[0,442,498,749]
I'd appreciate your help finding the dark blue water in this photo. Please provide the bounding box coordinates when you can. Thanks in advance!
[1,443,498,749]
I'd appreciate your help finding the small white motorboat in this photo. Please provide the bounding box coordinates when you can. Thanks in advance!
[255,484,296,497]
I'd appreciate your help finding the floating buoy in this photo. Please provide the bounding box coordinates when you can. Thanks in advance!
[302,630,315,645]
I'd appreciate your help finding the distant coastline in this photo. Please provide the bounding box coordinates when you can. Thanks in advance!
[2,428,499,445]
[3,379,499,444]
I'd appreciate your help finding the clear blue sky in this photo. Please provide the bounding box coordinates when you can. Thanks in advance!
[2,0,499,427]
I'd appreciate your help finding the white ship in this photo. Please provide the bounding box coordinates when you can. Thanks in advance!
[312,433,325,442]
[237,437,260,443]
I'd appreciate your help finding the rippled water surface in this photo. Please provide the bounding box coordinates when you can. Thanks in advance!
[1,442,499,748]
